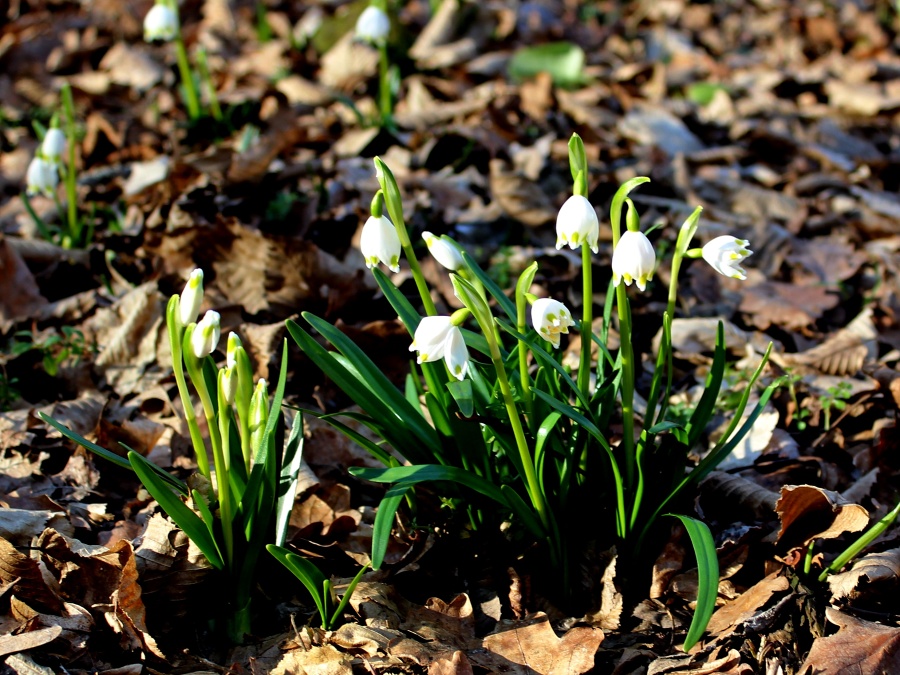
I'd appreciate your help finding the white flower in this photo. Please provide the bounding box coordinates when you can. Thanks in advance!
[355,5,390,44]
[409,316,469,380]
[531,298,575,349]
[26,156,59,196]
[250,378,269,430]
[144,3,179,42]
[701,236,752,280]
[423,232,464,271]
[192,310,221,358]
[612,230,656,291]
[556,195,599,254]
[221,366,237,405]
[179,269,204,327]
[41,128,66,164]
[226,332,242,369]
[360,214,401,272]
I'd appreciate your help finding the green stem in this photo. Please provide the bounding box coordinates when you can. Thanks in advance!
[615,284,636,488]
[819,499,900,581]
[216,375,234,568]
[166,299,210,478]
[183,329,225,483]
[195,46,223,122]
[666,249,683,322]
[515,293,533,423]
[60,84,79,248]
[577,244,593,400]
[174,36,201,120]
[378,43,392,126]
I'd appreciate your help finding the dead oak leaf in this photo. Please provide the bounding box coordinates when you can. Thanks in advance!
[738,281,839,331]
[800,608,900,674]
[472,613,603,675]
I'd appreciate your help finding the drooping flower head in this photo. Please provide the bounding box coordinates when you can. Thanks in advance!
[360,215,401,273]
[612,230,655,291]
[701,236,752,280]
[423,231,464,271]
[531,298,575,349]
[409,316,469,380]
[179,269,204,327]
[355,5,390,44]
[26,156,59,196]
[555,195,599,254]
[192,310,221,358]
[41,128,66,164]
[144,2,179,42]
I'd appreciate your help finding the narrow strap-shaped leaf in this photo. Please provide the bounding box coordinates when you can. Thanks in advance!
[372,267,421,336]
[190,488,224,564]
[500,485,546,540]
[350,464,507,504]
[667,514,718,651]
[329,563,371,628]
[266,545,328,624]
[684,322,726,448]
[370,483,412,570]
[461,252,517,321]
[129,451,223,570]
[275,411,305,547]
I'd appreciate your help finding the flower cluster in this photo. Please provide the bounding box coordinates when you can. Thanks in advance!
[25,126,66,197]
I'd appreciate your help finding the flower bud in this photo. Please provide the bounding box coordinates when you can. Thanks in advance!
[221,365,237,405]
[179,269,204,327]
[355,5,390,44]
[423,232,464,271]
[26,156,59,196]
[555,195,599,254]
[226,332,242,369]
[612,230,656,291]
[249,378,269,451]
[144,2,179,42]
[41,128,66,164]
[531,298,575,349]
[701,236,752,280]
[360,214,401,273]
[191,310,221,358]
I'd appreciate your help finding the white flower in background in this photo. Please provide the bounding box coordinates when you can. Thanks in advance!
[179,269,204,326]
[701,236,753,280]
[355,5,390,44]
[360,214,401,272]
[26,156,59,196]
[144,2,179,42]
[531,298,575,349]
[423,231,464,271]
[409,316,469,380]
[555,195,599,253]
[41,128,66,164]
[192,310,221,358]
[226,331,242,369]
[612,230,656,291]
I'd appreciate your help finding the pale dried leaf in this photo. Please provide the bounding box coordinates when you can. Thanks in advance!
[776,485,870,546]
[707,574,791,637]
[0,536,63,613]
[827,546,900,602]
[800,608,900,674]
[489,159,557,227]
[739,281,839,331]
[0,235,47,332]
[779,308,877,376]
[0,626,63,659]
[271,643,353,675]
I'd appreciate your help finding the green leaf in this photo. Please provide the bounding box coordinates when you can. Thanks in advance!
[275,411,305,547]
[667,514,718,651]
[350,464,507,505]
[610,177,650,241]
[301,409,395,466]
[686,82,728,106]
[684,322,727,448]
[447,380,474,418]
[461,252,517,321]
[266,545,329,625]
[508,42,586,87]
[329,562,371,628]
[129,451,223,570]
[500,485,545,540]
[370,483,412,570]
[372,267,421,336]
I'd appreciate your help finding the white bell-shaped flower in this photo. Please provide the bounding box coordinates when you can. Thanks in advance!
[409,316,469,380]
[26,156,59,196]
[41,128,66,164]
[192,310,221,358]
[179,269,204,327]
[355,5,390,44]
[144,2,179,42]
[612,230,656,291]
[423,232,464,271]
[701,236,752,280]
[360,214,401,272]
[555,195,599,254]
[531,298,575,349]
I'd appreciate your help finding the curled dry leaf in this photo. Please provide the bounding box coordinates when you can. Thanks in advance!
[0,509,72,547]
[800,607,900,674]
[738,281,839,331]
[706,573,791,638]
[777,308,877,376]
[0,536,64,614]
[776,485,870,547]
[0,235,47,333]
[827,546,900,603]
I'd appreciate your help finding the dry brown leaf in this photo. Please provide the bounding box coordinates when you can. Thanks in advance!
[319,33,378,91]
[0,235,47,332]
[429,650,475,675]
[0,509,72,547]
[473,613,603,675]
[778,308,877,376]
[10,598,93,658]
[776,485,870,546]
[739,281,839,331]
[0,536,63,614]
[489,159,558,227]
[271,642,353,675]
[699,472,780,522]
[0,626,63,659]
[706,573,791,637]
[98,42,163,91]
[827,546,900,602]
[800,607,900,674]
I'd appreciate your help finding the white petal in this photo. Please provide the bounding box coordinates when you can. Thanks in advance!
[612,231,655,291]
[355,5,390,43]
[192,310,221,358]
[41,128,66,162]
[423,232,464,271]
[179,268,204,327]
[360,215,401,272]
[555,195,599,252]
[444,326,469,380]
[144,3,179,41]
[410,316,453,363]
